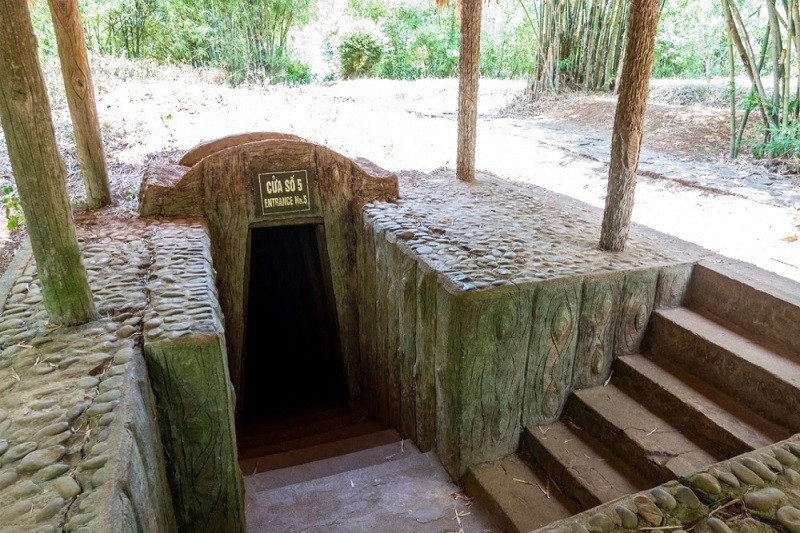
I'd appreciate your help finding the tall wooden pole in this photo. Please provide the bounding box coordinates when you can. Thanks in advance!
[599,0,660,252]
[0,0,96,325]
[456,0,483,182]
[48,0,111,208]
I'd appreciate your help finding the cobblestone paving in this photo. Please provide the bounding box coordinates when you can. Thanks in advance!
[143,220,224,344]
[365,169,696,291]
[541,436,800,533]
[0,220,152,532]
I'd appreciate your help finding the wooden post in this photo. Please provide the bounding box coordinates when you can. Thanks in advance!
[48,0,111,208]
[456,0,483,182]
[599,0,660,252]
[0,0,96,325]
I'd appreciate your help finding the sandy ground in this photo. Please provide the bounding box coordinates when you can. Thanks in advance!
[0,59,798,283]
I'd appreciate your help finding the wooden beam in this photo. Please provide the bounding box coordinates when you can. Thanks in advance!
[48,0,111,208]
[456,0,483,182]
[599,0,660,251]
[0,0,95,325]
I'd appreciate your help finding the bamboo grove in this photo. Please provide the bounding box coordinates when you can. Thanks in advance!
[527,0,630,98]
[723,0,800,161]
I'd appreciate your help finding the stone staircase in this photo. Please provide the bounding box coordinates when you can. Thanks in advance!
[236,262,799,532]
[240,404,495,532]
[466,261,800,532]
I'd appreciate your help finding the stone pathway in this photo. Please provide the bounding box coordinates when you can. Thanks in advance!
[492,117,800,211]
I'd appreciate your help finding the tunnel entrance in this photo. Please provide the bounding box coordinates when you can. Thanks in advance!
[239,223,348,431]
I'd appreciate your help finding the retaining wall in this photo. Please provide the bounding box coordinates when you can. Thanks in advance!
[357,170,699,479]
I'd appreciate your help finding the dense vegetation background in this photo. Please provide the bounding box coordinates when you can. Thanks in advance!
[25,0,752,85]
[26,0,800,164]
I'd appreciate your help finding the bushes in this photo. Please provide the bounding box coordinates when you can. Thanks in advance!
[29,0,317,85]
[338,25,385,79]
[30,0,538,84]
[753,122,800,162]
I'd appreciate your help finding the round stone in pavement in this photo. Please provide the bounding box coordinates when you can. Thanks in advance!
[52,476,81,499]
[587,512,614,532]
[743,487,786,513]
[673,486,702,509]
[731,462,765,486]
[688,472,721,495]
[0,470,18,490]
[18,446,66,474]
[35,497,65,523]
[707,517,734,533]
[615,505,638,529]
[777,506,800,533]
[4,441,38,463]
[2,499,33,520]
[774,447,799,467]
[649,487,677,510]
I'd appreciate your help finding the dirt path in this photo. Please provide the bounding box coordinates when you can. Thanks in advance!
[0,64,798,282]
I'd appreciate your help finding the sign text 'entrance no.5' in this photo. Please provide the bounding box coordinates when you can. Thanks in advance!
[257,170,312,216]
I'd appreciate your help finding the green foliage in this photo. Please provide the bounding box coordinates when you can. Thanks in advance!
[81,0,160,58]
[373,3,458,79]
[0,184,24,231]
[654,1,726,78]
[29,2,58,59]
[654,0,768,79]
[338,27,385,79]
[30,0,755,85]
[753,122,800,163]
[64,0,317,84]
[282,57,313,85]
[27,0,535,83]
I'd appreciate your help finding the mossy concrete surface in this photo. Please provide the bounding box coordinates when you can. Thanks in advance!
[539,435,800,533]
[0,221,176,531]
[142,220,245,532]
[357,169,707,480]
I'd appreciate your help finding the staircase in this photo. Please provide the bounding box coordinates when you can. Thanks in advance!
[240,404,495,532]
[466,261,800,532]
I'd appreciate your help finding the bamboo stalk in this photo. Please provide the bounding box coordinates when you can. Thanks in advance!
[728,24,737,159]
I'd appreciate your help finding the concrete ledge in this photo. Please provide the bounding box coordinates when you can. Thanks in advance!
[142,220,245,532]
[538,435,800,533]
[0,238,32,311]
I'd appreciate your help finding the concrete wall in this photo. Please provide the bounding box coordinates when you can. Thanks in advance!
[142,220,245,532]
[357,215,694,480]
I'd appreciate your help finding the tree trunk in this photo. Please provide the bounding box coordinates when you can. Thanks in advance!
[0,0,96,325]
[765,0,782,122]
[48,0,111,208]
[599,0,660,252]
[456,0,482,183]
[727,26,737,159]
[722,0,778,129]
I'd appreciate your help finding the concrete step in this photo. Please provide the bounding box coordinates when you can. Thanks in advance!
[245,439,420,493]
[246,451,495,532]
[685,261,800,356]
[239,427,399,476]
[238,415,386,461]
[464,453,578,533]
[566,384,722,485]
[521,422,651,510]
[615,354,791,457]
[237,403,367,452]
[644,307,800,432]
